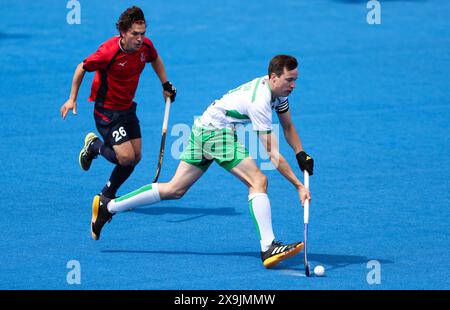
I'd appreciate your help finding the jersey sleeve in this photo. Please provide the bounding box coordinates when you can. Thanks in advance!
[143,38,158,63]
[82,43,110,72]
[247,99,273,133]
[275,97,289,114]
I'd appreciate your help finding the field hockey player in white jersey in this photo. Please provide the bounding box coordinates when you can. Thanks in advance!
[90,55,315,268]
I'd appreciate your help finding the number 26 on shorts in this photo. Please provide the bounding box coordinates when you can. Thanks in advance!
[112,126,127,143]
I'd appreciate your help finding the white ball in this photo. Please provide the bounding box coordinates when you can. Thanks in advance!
[314,265,325,276]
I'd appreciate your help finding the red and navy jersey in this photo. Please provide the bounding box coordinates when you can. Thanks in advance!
[83,36,158,110]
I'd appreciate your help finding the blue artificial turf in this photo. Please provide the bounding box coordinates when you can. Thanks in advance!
[0,0,448,290]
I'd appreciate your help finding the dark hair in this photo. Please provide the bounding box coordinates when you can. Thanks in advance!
[116,6,146,34]
[268,55,298,77]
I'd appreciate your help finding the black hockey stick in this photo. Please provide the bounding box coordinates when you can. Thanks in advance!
[153,97,171,183]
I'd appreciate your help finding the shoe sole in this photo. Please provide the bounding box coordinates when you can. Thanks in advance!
[79,132,97,171]
[91,195,100,240]
[263,242,304,269]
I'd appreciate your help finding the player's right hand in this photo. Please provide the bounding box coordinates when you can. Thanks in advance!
[296,151,314,175]
[162,81,177,102]
[60,99,77,120]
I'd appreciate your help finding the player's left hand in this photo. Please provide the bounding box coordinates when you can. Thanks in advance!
[298,186,311,207]
[162,81,177,102]
[296,151,314,175]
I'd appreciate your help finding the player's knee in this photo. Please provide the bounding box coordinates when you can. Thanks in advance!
[260,174,268,192]
[172,187,187,199]
[167,181,188,199]
[251,173,268,193]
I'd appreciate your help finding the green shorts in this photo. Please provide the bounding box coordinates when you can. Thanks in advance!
[180,122,250,171]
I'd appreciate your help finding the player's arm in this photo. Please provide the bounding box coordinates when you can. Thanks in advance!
[151,55,177,102]
[60,62,86,120]
[258,132,310,205]
[277,110,303,153]
[277,110,314,175]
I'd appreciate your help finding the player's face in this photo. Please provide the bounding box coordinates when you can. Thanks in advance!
[271,68,298,97]
[121,22,146,52]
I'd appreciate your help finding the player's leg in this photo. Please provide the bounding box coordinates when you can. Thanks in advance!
[99,107,142,198]
[79,130,120,170]
[91,117,212,240]
[209,130,276,252]
[79,132,104,171]
[229,157,273,247]
[208,130,276,253]
[90,139,141,240]
[229,157,303,268]
[91,161,204,240]
[80,108,121,171]
[99,139,139,198]
[158,161,204,200]
[81,133,118,167]
[106,161,204,214]
[100,136,142,196]
[129,137,142,164]
[228,157,267,194]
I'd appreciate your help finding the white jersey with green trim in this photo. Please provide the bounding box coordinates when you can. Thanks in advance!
[198,75,289,132]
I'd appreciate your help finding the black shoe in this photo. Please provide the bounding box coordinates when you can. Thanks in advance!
[91,195,113,240]
[79,132,99,171]
[261,240,304,268]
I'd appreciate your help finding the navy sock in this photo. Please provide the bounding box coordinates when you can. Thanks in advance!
[100,145,119,164]
[101,165,135,198]
[89,139,118,164]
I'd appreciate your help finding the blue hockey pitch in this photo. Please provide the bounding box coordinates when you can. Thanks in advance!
[0,0,449,290]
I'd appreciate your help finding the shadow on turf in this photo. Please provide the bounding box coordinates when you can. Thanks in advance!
[100,250,393,272]
[131,207,242,223]
[102,249,260,258]
[333,0,426,3]
[0,32,31,40]
[273,253,394,272]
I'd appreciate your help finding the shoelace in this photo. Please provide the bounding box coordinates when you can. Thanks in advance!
[272,241,284,248]
[272,240,296,252]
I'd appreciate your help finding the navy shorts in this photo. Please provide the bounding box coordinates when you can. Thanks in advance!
[93,102,141,146]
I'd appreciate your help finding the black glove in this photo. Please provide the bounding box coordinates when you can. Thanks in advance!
[296,151,314,175]
[162,81,177,102]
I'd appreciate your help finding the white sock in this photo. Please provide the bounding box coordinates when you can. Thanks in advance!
[248,193,275,252]
[107,183,161,213]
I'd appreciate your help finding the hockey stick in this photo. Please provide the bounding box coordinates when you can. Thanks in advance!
[153,96,171,183]
[303,170,311,276]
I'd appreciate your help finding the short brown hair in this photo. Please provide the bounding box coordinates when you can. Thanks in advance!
[268,55,298,77]
[116,6,146,35]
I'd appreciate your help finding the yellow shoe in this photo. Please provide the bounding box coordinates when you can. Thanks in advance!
[79,132,99,171]
[91,195,113,240]
[261,241,304,268]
